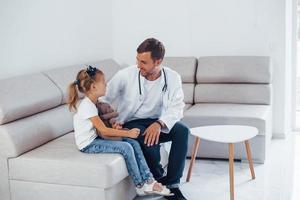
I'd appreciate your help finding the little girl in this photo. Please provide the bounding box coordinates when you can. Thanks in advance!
[68,65,172,196]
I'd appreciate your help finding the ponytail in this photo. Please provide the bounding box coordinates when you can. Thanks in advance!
[68,82,79,112]
[67,67,104,112]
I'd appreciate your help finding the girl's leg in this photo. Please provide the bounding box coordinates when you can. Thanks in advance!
[81,138,144,187]
[122,137,153,182]
[123,119,165,179]
[121,138,172,196]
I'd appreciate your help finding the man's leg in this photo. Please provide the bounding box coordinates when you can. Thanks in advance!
[157,121,189,200]
[160,121,189,188]
[123,119,165,179]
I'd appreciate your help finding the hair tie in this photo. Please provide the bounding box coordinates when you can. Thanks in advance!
[86,65,97,77]
[74,80,80,85]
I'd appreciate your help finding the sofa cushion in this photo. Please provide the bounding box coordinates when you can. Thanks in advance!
[9,177,136,200]
[9,133,169,189]
[182,84,194,104]
[0,104,73,158]
[0,73,62,125]
[162,57,197,83]
[184,104,192,111]
[9,133,128,189]
[197,56,271,83]
[194,84,271,105]
[43,59,121,104]
[182,103,270,135]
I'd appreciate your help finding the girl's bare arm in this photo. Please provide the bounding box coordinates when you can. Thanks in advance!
[89,116,139,138]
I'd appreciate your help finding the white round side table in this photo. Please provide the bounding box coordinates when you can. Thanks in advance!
[186,125,258,200]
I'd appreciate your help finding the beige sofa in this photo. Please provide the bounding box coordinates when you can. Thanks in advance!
[0,56,271,200]
[162,56,272,162]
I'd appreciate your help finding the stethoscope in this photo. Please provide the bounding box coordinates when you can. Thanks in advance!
[138,68,168,99]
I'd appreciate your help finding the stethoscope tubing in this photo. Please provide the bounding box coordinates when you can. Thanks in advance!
[138,68,167,96]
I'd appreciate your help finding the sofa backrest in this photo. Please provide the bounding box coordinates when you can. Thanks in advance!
[43,60,120,104]
[162,57,197,105]
[0,73,62,125]
[195,56,271,105]
[0,59,121,158]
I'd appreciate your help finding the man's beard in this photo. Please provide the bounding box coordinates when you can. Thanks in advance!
[141,68,160,78]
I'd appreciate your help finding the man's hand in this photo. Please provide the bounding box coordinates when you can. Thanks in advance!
[144,122,161,146]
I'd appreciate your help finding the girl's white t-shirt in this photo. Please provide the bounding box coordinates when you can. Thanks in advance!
[73,97,98,150]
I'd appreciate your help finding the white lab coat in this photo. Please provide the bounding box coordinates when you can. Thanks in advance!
[101,65,185,133]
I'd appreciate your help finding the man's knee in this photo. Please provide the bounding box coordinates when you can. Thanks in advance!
[141,143,160,155]
[172,121,190,140]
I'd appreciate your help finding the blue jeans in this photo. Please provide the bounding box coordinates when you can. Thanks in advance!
[81,137,153,187]
[124,119,189,188]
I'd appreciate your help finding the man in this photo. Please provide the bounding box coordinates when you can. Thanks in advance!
[102,38,189,200]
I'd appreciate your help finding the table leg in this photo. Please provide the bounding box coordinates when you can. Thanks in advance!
[186,137,200,182]
[245,140,255,179]
[229,143,234,200]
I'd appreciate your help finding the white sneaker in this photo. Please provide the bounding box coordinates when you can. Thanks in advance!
[143,181,173,196]
[136,186,146,196]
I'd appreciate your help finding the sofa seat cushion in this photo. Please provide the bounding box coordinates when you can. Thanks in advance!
[182,103,270,135]
[8,133,129,189]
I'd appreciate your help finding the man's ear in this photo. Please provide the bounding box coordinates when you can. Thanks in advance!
[154,59,163,67]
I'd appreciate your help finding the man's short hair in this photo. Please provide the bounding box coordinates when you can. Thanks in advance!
[137,38,165,61]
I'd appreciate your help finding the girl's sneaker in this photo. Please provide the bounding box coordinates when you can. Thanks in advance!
[136,186,146,196]
[143,181,173,196]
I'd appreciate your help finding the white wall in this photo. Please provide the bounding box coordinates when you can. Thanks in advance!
[286,0,298,131]
[112,0,291,137]
[112,0,283,65]
[0,0,113,79]
[0,0,294,136]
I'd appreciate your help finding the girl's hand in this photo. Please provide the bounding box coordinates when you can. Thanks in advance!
[112,122,123,130]
[128,128,140,138]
